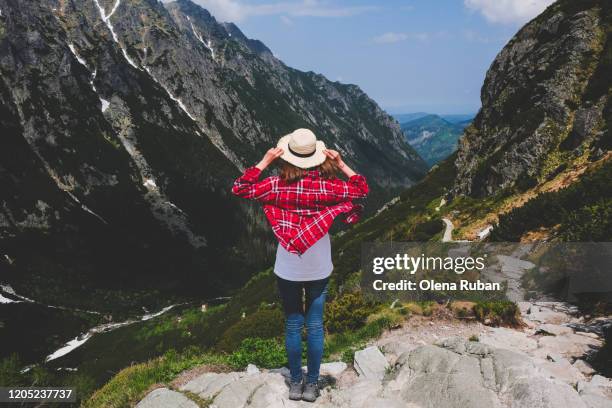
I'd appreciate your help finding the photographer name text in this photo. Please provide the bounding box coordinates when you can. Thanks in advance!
[372,279,500,291]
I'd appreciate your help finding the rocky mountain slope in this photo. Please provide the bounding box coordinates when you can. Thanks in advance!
[134,301,612,408]
[0,0,426,311]
[453,0,611,197]
[401,114,470,166]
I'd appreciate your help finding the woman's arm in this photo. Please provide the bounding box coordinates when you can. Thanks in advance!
[256,147,284,171]
[231,147,283,200]
[324,149,357,178]
[323,149,369,199]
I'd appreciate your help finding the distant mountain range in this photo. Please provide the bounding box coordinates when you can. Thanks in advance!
[397,114,473,166]
[393,112,475,125]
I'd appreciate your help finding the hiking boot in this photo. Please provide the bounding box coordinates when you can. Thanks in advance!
[302,382,319,402]
[288,380,303,400]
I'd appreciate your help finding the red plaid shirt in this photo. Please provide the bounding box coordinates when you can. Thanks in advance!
[232,167,369,255]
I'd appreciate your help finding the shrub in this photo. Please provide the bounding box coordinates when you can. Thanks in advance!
[325,293,371,333]
[410,218,445,241]
[559,199,612,241]
[227,338,286,370]
[0,354,25,387]
[473,301,522,327]
[492,161,612,241]
[366,308,404,328]
[216,308,284,351]
[419,301,435,316]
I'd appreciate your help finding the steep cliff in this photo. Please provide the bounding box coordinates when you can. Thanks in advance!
[0,0,426,308]
[453,0,611,197]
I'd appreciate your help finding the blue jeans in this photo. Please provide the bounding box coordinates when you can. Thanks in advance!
[276,276,329,384]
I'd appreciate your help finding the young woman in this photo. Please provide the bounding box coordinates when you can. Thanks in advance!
[232,128,369,402]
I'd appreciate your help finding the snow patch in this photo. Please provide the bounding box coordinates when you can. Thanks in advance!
[190,21,216,60]
[0,294,20,304]
[46,334,93,362]
[141,305,176,321]
[93,0,139,69]
[68,44,88,67]
[68,45,112,114]
[143,178,157,190]
[143,66,196,121]
[45,304,179,362]
[100,98,110,112]
[478,225,494,240]
[1,283,35,303]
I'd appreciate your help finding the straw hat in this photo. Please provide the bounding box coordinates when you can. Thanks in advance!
[277,128,327,169]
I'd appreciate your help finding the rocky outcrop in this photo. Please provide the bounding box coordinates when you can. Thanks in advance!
[0,0,426,308]
[136,301,612,408]
[452,0,611,197]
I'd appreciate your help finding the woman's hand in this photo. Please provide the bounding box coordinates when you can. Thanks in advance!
[324,149,356,177]
[256,147,284,170]
[323,149,345,168]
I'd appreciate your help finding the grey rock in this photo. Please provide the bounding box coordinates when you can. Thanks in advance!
[354,346,389,381]
[536,356,586,385]
[537,323,573,336]
[573,359,596,376]
[386,337,597,408]
[331,379,383,407]
[211,374,266,407]
[479,327,538,353]
[318,361,348,377]
[135,388,198,408]
[246,364,260,375]
[179,372,241,398]
[536,333,602,360]
[139,335,611,408]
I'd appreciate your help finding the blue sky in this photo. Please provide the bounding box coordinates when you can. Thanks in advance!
[190,0,556,114]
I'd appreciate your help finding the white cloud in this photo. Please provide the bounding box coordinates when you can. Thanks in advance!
[464,0,555,25]
[371,32,409,44]
[370,32,431,44]
[190,0,376,23]
[280,15,294,25]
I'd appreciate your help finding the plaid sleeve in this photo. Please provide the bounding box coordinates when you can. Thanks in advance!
[231,167,275,202]
[342,203,364,224]
[326,174,369,202]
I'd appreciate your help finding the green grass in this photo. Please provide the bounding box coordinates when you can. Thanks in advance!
[325,305,409,363]
[473,301,522,327]
[84,348,229,408]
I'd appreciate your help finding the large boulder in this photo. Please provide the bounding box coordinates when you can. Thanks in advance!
[383,337,592,408]
[354,346,389,381]
[135,388,198,408]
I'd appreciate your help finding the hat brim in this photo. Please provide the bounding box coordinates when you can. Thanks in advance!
[277,136,326,169]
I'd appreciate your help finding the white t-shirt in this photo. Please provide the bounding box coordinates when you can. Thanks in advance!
[274,234,333,281]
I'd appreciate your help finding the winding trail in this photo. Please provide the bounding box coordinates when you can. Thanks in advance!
[442,217,454,242]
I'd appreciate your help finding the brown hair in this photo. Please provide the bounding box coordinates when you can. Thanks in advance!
[279,157,338,184]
